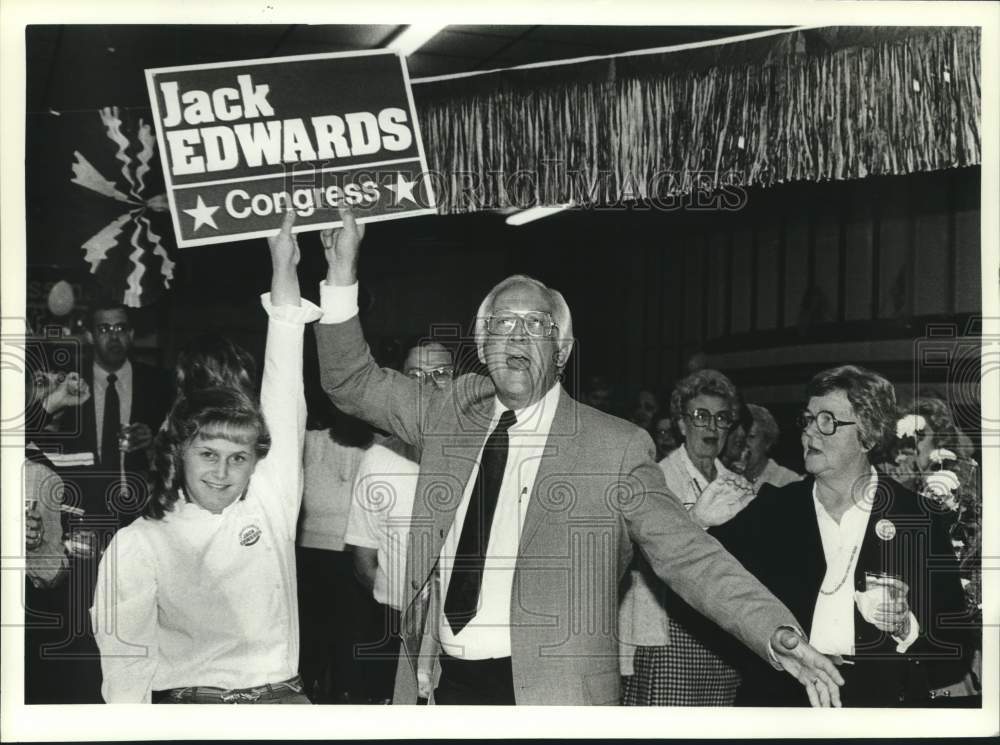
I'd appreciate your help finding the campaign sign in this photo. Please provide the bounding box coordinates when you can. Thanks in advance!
[145,51,437,247]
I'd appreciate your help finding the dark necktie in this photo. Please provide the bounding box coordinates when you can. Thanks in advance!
[444,409,517,634]
[101,372,121,468]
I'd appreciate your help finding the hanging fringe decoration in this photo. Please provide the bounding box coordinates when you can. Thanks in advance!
[413,26,981,213]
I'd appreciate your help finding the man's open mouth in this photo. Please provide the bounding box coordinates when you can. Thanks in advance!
[506,355,531,371]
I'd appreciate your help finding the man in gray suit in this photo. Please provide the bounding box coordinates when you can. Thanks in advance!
[310,209,844,706]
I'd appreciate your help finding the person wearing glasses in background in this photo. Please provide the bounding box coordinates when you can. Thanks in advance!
[74,301,172,478]
[708,365,971,706]
[344,341,455,704]
[316,208,844,707]
[620,369,756,706]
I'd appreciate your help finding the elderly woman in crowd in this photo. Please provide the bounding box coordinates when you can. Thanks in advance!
[723,403,802,491]
[648,409,679,461]
[709,366,972,706]
[619,369,754,706]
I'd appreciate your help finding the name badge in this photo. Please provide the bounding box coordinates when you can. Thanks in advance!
[239,524,262,546]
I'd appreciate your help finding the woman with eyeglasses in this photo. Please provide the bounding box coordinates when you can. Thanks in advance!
[707,365,971,706]
[620,369,754,706]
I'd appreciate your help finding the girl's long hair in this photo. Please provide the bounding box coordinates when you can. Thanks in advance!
[175,333,258,399]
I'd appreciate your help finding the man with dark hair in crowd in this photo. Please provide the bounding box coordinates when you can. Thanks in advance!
[73,300,171,479]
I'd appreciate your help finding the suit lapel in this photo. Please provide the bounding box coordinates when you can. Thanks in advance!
[790,478,827,632]
[517,388,582,557]
[853,475,895,592]
[405,384,494,609]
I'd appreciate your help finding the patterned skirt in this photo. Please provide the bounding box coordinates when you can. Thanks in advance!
[622,618,741,706]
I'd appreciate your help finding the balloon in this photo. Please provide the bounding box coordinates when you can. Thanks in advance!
[47,280,75,317]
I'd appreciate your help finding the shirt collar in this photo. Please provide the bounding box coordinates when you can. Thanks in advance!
[93,359,132,386]
[491,381,561,435]
[678,445,732,489]
[175,487,245,519]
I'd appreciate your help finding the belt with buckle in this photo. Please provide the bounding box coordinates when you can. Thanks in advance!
[153,674,304,704]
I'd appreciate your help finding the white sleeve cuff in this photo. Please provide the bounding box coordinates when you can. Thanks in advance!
[893,612,920,653]
[319,281,359,324]
[260,293,322,324]
[768,624,806,670]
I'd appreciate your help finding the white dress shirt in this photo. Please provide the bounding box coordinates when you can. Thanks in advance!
[91,294,321,702]
[437,384,561,659]
[809,468,918,655]
[92,360,132,460]
[343,441,420,611]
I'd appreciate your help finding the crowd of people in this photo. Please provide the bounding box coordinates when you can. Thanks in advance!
[22,208,982,707]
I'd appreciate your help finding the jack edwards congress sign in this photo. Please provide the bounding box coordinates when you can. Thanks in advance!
[145,51,437,247]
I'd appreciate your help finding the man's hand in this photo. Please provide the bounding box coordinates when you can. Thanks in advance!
[770,627,845,707]
[691,477,754,528]
[121,422,153,453]
[320,205,365,286]
[42,372,91,413]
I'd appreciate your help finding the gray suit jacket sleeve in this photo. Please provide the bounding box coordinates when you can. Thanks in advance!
[619,428,797,663]
[315,316,434,451]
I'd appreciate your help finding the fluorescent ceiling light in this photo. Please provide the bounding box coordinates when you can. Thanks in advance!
[505,203,574,227]
[386,25,445,56]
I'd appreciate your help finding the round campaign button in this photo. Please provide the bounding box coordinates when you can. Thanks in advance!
[875,518,896,541]
[239,524,262,546]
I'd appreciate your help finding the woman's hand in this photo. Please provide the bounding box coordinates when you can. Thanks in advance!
[320,205,365,286]
[267,210,302,306]
[267,209,301,267]
[691,477,755,528]
[854,577,912,637]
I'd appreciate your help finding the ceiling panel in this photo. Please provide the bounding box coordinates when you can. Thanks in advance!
[284,24,399,48]
[420,29,523,58]
[526,25,777,49]
[405,51,482,78]
[484,38,616,68]
[447,25,535,38]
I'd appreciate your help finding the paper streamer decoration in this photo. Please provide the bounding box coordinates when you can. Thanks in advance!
[69,106,177,307]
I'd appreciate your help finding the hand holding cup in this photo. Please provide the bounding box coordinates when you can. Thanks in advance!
[25,506,44,551]
[855,573,911,637]
[118,422,153,453]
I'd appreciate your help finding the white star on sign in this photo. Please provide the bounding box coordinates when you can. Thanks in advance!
[183,195,220,232]
[385,174,419,206]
